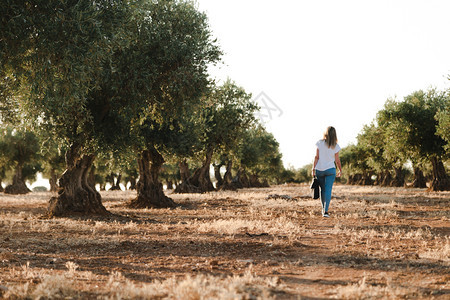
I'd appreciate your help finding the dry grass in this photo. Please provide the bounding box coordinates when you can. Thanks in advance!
[0,185,449,299]
[4,263,276,300]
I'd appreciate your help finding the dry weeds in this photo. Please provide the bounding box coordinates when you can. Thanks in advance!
[0,185,449,299]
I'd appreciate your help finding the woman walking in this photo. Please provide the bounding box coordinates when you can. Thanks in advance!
[312,126,342,217]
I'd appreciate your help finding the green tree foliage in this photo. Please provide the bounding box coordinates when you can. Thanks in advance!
[377,98,427,187]
[39,140,66,192]
[205,80,258,154]
[339,143,373,185]
[381,90,448,190]
[160,163,179,190]
[91,155,111,191]
[356,120,407,187]
[1,0,132,145]
[123,162,139,190]
[0,127,41,194]
[276,167,297,184]
[435,94,450,154]
[356,123,389,185]
[344,88,448,190]
[96,151,133,191]
[175,80,258,193]
[237,125,283,187]
[296,164,314,183]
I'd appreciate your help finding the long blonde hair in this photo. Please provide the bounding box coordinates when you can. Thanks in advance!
[323,126,338,148]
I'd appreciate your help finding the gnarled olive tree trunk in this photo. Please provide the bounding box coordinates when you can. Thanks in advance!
[220,160,237,190]
[48,144,107,217]
[128,177,137,190]
[128,148,175,208]
[179,159,190,183]
[363,172,374,185]
[430,157,449,191]
[249,174,267,187]
[354,172,373,186]
[190,148,215,192]
[49,168,59,192]
[166,179,174,190]
[213,162,224,189]
[175,149,215,193]
[412,167,427,188]
[4,163,31,194]
[375,171,391,186]
[390,167,405,187]
[380,171,393,187]
[236,168,250,188]
[174,159,199,193]
[347,174,359,185]
[109,173,122,191]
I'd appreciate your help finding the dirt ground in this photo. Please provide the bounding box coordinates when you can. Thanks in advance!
[0,184,449,299]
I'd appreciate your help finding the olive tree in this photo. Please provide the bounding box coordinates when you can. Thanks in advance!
[175,80,258,193]
[435,92,450,155]
[125,1,221,208]
[1,0,137,215]
[370,103,411,187]
[1,0,221,214]
[356,123,391,186]
[0,127,41,194]
[236,125,283,188]
[383,90,448,191]
[340,143,373,185]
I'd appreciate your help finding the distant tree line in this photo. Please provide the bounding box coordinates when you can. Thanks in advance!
[0,117,285,194]
[339,88,449,191]
[0,0,286,217]
[278,87,449,192]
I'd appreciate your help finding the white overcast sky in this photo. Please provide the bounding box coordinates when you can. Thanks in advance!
[197,0,450,168]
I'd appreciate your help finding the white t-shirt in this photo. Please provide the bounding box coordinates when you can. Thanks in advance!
[315,139,341,171]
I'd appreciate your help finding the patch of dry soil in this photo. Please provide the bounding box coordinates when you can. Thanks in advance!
[0,185,449,299]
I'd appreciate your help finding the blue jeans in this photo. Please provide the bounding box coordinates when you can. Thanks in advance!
[315,168,336,213]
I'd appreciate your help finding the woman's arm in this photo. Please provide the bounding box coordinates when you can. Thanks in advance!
[335,152,342,177]
[312,148,319,176]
